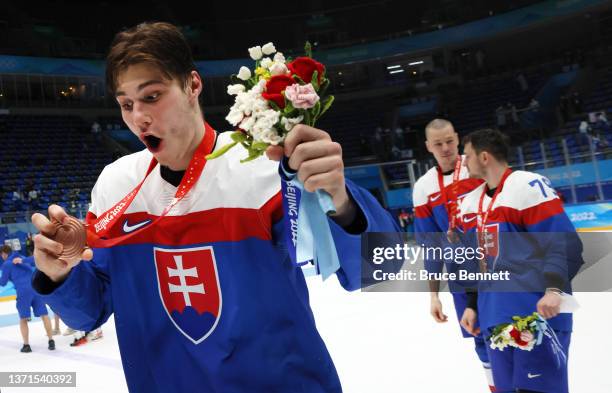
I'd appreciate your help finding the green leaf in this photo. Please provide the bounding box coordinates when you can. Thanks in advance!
[318,95,334,120]
[304,41,312,58]
[283,101,295,114]
[240,149,264,163]
[311,100,321,122]
[230,131,247,143]
[252,141,269,151]
[311,71,319,90]
[293,75,306,85]
[268,100,281,112]
[302,109,312,127]
[205,141,238,160]
[318,79,329,97]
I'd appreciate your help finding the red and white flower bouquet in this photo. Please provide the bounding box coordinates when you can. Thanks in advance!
[206,42,334,162]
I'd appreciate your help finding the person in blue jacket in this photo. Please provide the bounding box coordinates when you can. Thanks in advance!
[1,245,55,352]
[30,22,399,392]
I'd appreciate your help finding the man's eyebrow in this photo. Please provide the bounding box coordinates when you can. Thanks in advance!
[115,80,165,97]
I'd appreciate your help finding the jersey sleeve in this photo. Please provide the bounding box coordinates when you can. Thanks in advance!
[412,181,444,274]
[271,178,401,292]
[328,179,402,291]
[0,262,10,287]
[519,175,585,285]
[21,256,36,269]
[31,169,115,332]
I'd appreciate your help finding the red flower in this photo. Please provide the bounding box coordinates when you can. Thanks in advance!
[287,57,325,85]
[262,75,295,109]
[509,328,529,347]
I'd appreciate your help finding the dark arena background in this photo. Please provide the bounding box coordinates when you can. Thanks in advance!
[0,1,611,392]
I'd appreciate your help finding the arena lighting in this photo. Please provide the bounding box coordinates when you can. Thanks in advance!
[408,61,424,66]
[389,69,404,74]
[386,65,401,70]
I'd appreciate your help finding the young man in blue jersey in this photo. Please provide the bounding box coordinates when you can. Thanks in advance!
[29,22,398,392]
[412,119,495,391]
[0,245,55,352]
[458,128,583,393]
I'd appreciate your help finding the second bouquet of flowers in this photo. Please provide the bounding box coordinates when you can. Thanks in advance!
[206,42,334,162]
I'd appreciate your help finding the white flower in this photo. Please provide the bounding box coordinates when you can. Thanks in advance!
[237,66,252,81]
[260,57,273,69]
[281,115,304,131]
[269,62,289,76]
[226,108,244,127]
[227,84,245,95]
[239,116,256,132]
[273,52,285,63]
[262,42,276,55]
[251,110,280,142]
[248,46,263,60]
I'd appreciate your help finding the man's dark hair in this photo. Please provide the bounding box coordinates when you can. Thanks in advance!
[106,22,198,97]
[462,128,510,162]
[1,244,12,255]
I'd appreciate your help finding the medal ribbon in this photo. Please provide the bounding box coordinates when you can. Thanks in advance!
[476,168,512,265]
[436,155,463,231]
[85,123,217,248]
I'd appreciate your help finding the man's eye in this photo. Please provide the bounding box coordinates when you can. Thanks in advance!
[144,93,159,101]
[120,102,132,110]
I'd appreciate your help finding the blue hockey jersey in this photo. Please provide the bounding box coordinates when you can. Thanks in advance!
[33,131,399,393]
[1,252,36,294]
[457,170,584,333]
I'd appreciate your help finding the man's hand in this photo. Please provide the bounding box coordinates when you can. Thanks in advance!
[430,295,448,323]
[266,125,355,225]
[537,290,562,319]
[31,204,93,283]
[460,308,480,336]
[12,257,23,265]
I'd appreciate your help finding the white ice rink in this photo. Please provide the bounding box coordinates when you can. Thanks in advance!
[1,278,611,393]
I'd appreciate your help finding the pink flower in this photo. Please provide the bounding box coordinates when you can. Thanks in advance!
[284,83,319,109]
[520,330,534,343]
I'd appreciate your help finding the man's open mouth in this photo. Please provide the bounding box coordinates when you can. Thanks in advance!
[144,135,162,152]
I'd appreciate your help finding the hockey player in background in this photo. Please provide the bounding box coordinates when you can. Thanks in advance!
[29,22,399,392]
[412,119,495,391]
[0,245,55,352]
[459,128,583,393]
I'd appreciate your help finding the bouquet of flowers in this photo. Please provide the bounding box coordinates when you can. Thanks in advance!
[206,42,334,162]
[489,313,539,351]
[489,312,567,368]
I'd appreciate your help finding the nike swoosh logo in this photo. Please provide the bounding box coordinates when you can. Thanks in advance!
[123,219,152,233]
[527,373,541,379]
[430,194,441,202]
[463,216,477,223]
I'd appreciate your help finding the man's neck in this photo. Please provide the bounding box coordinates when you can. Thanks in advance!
[484,163,509,189]
[167,120,205,171]
[438,154,458,173]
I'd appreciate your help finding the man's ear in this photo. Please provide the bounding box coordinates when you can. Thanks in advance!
[187,70,203,102]
[480,151,489,165]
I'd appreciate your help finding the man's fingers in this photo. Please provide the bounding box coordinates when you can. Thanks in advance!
[31,213,56,236]
[82,248,94,261]
[33,233,63,257]
[283,125,330,157]
[289,140,341,171]
[48,204,69,224]
[433,311,448,323]
[265,145,284,162]
[297,155,343,183]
